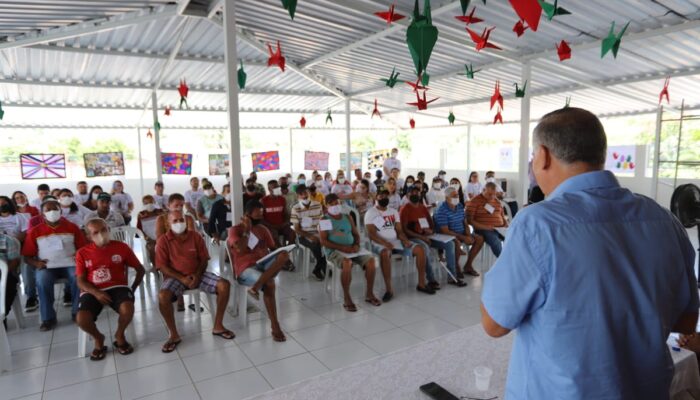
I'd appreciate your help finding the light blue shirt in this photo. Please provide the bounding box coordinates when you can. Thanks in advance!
[482,170,698,400]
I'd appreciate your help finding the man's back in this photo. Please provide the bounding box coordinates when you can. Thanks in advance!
[482,171,698,399]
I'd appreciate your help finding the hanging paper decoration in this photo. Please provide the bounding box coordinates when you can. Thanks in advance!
[467,27,501,51]
[380,67,404,88]
[300,115,307,128]
[375,3,405,24]
[507,0,542,32]
[538,0,571,21]
[407,90,439,111]
[514,80,527,98]
[164,106,171,116]
[178,80,189,109]
[267,41,286,72]
[493,108,503,124]
[372,99,381,119]
[459,0,471,15]
[458,63,480,79]
[325,110,333,125]
[406,0,439,77]
[146,129,153,139]
[490,81,503,110]
[0,100,4,120]
[513,20,528,37]
[448,111,456,125]
[601,21,630,59]
[564,96,571,108]
[556,40,571,61]
[238,60,247,90]
[409,117,416,129]
[659,77,670,105]
[421,72,430,86]
[455,7,483,24]
[154,120,161,132]
[406,75,428,92]
[280,0,297,20]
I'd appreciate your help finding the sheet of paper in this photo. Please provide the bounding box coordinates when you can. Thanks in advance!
[301,217,313,228]
[484,204,495,214]
[247,232,259,250]
[338,249,372,258]
[418,218,429,229]
[429,233,454,243]
[319,219,333,231]
[140,217,157,240]
[46,236,64,251]
[256,244,297,265]
[226,212,232,222]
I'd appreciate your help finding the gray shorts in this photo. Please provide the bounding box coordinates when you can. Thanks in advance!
[326,250,373,269]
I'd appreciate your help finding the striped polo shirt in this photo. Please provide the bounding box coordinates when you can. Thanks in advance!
[466,194,504,228]
[290,200,323,233]
[433,202,466,235]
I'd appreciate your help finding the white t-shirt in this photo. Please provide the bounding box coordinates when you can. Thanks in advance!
[111,192,133,215]
[364,206,400,242]
[383,157,401,174]
[466,182,483,198]
[74,193,90,206]
[0,213,29,238]
[30,197,43,209]
[153,194,170,210]
[427,188,446,206]
[61,205,89,228]
[84,210,125,228]
[185,189,204,208]
[387,192,401,211]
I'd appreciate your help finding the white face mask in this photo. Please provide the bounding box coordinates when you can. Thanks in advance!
[59,196,73,206]
[439,174,446,179]
[92,193,100,201]
[315,180,323,186]
[93,231,110,247]
[298,179,306,185]
[204,189,213,196]
[44,210,61,223]
[16,202,27,208]
[433,183,442,190]
[450,197,460,206]
[391,152,398,158]
[144,203,156,212]
[272,187,282,196]
[300,198,310,206]
[171,222,187,234]
[337,177,345,184]
[325,177,332,182]
[450,184,461,190]
[328,205,342,216]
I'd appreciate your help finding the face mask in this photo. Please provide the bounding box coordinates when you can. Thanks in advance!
[450,197,460,206]
[409,195,420,204]
[337,177,345,184]
[246,185,256,192]
[204,189,213,196]
[328,205,342,216]
[486,177,496,183]
[16,202,26,208]
[251,218,263,225]
[93,232,110,247]
[391,152,398,158]
[450,184,460,190]
[171,222,187,234]
[92,193,100,201]
[298,179,306,185]
[316,180,323,186]
[377,198,389,208]
[406,181,414,186]
[272,187,282,196]
[0,204,11,214]
[59,196,73,206]
[325,177,332,182]
[439,174,446,179]
[300,199,310,206]
[44,210,61,223]
[433,183,442,190]
[144,203,156,212]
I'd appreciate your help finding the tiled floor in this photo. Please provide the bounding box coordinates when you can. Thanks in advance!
[1,246,494,400]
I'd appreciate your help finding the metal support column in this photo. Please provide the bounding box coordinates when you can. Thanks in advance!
[518,63,532,205]
[345,99,351,176]
[151,92,163,182]
[651,106,663,200]
[137,128,145,200]
[289,127,294,176]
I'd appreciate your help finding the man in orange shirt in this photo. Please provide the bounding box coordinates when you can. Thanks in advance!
[466,182,508,257]
[156,210,233,353]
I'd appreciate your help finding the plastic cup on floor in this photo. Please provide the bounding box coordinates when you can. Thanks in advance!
[474,366,493,391]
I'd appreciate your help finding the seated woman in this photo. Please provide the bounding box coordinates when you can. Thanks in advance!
[82,185,104,211]
[58,189,89,228]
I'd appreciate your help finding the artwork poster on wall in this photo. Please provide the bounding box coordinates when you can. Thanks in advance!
[251,151,280,172]
[605,145,636,174]
[367,149,391,170]
[161,153,193,175]
[304,151,330,171]
[340,152,363,170]
[20,154,66,180]
[83,152,125,177]
[209,154,230,175]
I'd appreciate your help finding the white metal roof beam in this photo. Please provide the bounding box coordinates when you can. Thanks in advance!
[0,4,178,50]
[300,0,461,70]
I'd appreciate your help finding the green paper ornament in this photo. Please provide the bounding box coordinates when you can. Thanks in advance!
[421,72,430,86]
[514,80,527,98]
[325,110,333,125]
[601,21,630,59]
[538,0,571,21]
[460,0,471,15]
[448,111,456,125]
[458,63,480,79]
[564,96,571,108]
[280,0,297,20]
[0,101,4,120]
[406,0,439,78]
[237,60,247,90]
[154,120,161,132]
[380,67,404,88]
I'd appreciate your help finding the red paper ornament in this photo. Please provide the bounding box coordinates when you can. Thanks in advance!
[300,115,306,128]
[513,20,528,37]
[409,117,416,129]
[372,99,381,119]
[556,40,571,61]
[490,81,503,110]
[164,106,171,116]
[178,80,189,109]
[375,3,406,24]
[267,41,286,72]
[146,129,153,139]
[659,77,670,104]
[407,90,439,111]
[493,108,503,124]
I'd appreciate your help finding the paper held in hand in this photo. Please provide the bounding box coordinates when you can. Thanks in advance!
[247,233,259,249]
[418,218,430,229]
[256,244,297,265]
[429,233,454,243]
[338,248,372,258]
[484,204,496,214]
[319,219,333,231]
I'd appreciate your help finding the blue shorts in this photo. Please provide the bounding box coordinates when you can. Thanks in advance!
[237,257,276,287]
[371,242,414,257]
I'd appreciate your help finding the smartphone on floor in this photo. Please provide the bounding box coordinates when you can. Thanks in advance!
[419,382,460,400]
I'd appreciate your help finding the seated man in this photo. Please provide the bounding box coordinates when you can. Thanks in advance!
[433,187,483,283]
[83,193,126,228]
[196,182,223,231]
[365,190,435,302]
[75,218,145,360]
[136,195,164,263]
[320,194,380,311]
[184,177,203,216]
[22,197,87,330]
[0,233,21,329]
[208,184,233,245]
[156,210,234,353]
[484,171,505,200]
[290,185,326,281]
[243,178,263,206]
[279,176,298,217]
[228,200,287,342]
[261,180,296,270]
[466,182,507,257]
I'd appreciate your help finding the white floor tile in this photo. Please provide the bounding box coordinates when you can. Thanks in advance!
[278,308,328,332]
[117,359,191,400]
[7,344,50,372]
[47,339,80,365]
[401,317,461,340]
[310,303,368,322]
[333,313,395,338]
[43,375,120,400]
[182,345,252,382]
[311,340,379,370]
[257,353,329,388]
[136,384,200,400]
[44,354,116,391]
[174,331,237,358]
[230,318,272,344]
[288,323,354,352]
[238,336,306,366]
[368,301,433,326]
[8,329,52,352]
[359,328,422,355]
[114,342,179,373]
[0,366,46,400]
[196,367,271,400]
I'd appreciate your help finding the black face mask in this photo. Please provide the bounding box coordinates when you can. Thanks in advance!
[246,185,256,192]
[280,184,289,190]
[0,204,11,213]
[409,195,420,204]
[251,217,263,225]
[377,198,389,208]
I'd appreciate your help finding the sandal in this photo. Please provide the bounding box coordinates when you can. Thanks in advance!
[343,303,358,312]
[90,346,108,361]
[428,281,441,290]
[465,269,480,277]
[177,304,185,312]
[247,288,260,301]
[448,279,468,287]
[365,297,382,307]
[161,338,181,353]
[188,304,204,312]
[113,340,134,355]
[272,331,287,342]
[212,329,236,340]
[381,292,393,302]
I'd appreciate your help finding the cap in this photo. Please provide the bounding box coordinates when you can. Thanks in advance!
[97,193,112,202]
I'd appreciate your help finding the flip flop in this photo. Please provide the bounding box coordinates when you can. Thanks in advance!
[343,303,357,312]
[365,297,381,307]
[247,288,260,301]
[90,346,108,361]
[188,304,204,312]
[161,339,181,353]
[177,304,185,312]
[113,340,134,355]
[465,270,480,277]
[272,331,287,342]
[212,329,236,340]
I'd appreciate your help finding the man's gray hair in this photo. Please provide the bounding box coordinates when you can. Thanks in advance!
[444,187,457,197]
[85,218,108,230]
[533,107,607,167]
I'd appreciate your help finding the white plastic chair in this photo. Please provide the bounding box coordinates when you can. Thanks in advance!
[224,245,279,327]
[500,200,513,224]
[110,226,142,248]
[0,258,24,372]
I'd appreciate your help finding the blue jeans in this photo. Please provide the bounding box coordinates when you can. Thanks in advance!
[21,258,37,298]
[476,229,502,257]
[36,267,79,322]
[409,239,436,283]
[430,239,456,276]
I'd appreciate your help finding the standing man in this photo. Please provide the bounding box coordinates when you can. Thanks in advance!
[184,177,203,215]
[382,148,401,178]
[75,181,90,205]
[481,108,699,399]
[290,185,326,281]
[75,218,145,360]
[153,181,169,210]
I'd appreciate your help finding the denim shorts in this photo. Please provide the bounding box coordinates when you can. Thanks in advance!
[237,257,277,287]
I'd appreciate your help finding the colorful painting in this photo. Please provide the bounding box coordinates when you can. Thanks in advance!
[304,151,329,171]
[161,153,193,175]
[367,149,391,170]
[83,152,125,177]
[209,154,230,175]
[251,151,280,172]
[20,154,66,180]
[340,152,362,170]
[605,145,636,174]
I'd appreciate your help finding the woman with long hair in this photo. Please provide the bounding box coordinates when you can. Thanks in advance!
[82,185,103,211]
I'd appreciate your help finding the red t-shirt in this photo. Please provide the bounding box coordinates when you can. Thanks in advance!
[75,241,141,290]
[19,206,40,218]
[261,195,286,226]
[155,230,209,276]
[22,219,87,259]
[227,224,276,278]
[399,203,433,235]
